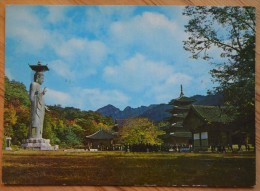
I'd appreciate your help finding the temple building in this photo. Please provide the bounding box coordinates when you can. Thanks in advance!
[161,85,196,145]
[183,105,234,151]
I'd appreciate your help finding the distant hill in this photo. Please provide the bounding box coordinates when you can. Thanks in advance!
[97,104,157,120]
[96,94,224,122]
[116,105,154,119]
[96,104,121,117]
[192,93,224,106]
[140,104,172,122]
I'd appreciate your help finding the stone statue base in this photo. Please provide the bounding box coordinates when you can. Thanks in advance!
[21,138,58,151]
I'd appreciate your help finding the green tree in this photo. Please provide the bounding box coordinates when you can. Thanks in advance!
[4,106,17,137]
[118,117,164,145]
[12,123,27,145]
[183,6,255,144]
[75,118,98,136]
[4,76,30,107]
[71,124,85,143]
[63,126,82,147]
[43,113,58,145]
[4,76,30,142]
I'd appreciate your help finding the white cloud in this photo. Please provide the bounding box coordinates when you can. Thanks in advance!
[51,37,108,78]
[46,6,67,23]
[103,54,174,91]
[103,53,193,104]
[103,54,192,102]
[110,12,178,41]
[6,6,51,52]
[45,88,72,106]
[44,87,129,110]
[5,68,13,80]
[49,60,75,79]
[109,11,184,60]
[77,88,130,110]
[85,6,135,38]
[6,6,109,80]
[147,73,192,103]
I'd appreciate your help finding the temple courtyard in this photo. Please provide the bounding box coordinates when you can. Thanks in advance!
[2,150,255,187]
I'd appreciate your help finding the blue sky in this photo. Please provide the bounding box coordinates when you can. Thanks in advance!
[5,5,223,111]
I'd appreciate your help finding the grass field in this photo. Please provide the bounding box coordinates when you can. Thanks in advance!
[2,150,255,187]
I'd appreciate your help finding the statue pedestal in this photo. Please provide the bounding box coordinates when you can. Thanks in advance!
[21,138,57,151]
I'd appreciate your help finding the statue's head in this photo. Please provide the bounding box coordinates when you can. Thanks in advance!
[34,72,44,85]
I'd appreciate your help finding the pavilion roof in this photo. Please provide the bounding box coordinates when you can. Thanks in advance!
[86,128,115,140]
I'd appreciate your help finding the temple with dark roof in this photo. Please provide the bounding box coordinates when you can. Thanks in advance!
[183,105,235,151]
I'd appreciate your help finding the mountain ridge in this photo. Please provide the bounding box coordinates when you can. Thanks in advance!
[96,94,223,122]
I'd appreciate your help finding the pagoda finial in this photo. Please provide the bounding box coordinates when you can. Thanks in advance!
[180,84,184,97]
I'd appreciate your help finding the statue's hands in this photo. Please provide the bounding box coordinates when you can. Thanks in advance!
[43,87,47,95]
[45,106,50,112]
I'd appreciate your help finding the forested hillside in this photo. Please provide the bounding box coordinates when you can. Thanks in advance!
[4,77,114,148]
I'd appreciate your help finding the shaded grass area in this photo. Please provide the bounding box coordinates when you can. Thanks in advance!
[2,151,255,187]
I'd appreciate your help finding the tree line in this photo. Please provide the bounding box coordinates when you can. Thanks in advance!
[4,76,164,148]
[4,76,115,148]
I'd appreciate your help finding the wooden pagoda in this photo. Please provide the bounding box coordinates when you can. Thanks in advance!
[161,85,196,145]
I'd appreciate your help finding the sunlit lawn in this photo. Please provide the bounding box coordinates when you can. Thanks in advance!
[2,150,255,187]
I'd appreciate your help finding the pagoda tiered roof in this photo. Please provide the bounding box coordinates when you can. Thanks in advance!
[160,131,192,139]
[160,121,184,131]
[166,105,190,113]
[172,121,184,128]
[169,96,196,105]
[173,105,191,110]
[169,85,196,105]
[172,113,188,119]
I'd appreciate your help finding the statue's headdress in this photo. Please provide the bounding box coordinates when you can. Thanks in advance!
[29,61,49,82]
[29,61,49,72]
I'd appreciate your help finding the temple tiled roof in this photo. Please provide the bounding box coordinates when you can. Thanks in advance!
[191,105,234,124]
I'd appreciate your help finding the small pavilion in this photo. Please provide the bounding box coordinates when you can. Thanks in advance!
[85,128,115,150]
